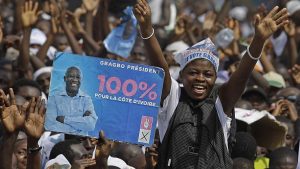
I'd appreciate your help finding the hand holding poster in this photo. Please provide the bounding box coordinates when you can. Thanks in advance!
[45,52,164,146]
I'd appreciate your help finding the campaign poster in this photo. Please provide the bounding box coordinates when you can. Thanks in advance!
[45,52,164,146]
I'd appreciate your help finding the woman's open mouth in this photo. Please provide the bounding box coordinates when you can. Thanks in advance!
[192,84,206,95]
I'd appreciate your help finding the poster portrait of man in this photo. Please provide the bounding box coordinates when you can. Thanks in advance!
[45,66,98,136]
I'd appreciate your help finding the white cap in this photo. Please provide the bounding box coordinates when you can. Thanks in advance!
[174,38,219,72]
[5,47,20,61]
[229,6,248,21]
[287,0,300,15]
[30,28,47,45]
[107,156,135,169]
[47,46,57,60]
[165,41,189,55]
[33,66,53,81]
[45,154,71,169]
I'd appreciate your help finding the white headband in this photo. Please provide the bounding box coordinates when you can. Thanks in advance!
[33,66,53,81]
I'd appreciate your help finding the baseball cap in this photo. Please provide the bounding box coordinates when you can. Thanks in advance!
[242,85,268,102]
[263,71,286,88]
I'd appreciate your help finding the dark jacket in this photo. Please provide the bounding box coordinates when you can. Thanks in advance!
[157,86,233,169]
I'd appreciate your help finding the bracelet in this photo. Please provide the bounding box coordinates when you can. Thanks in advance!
[28,146,42,154]
[247,45,261,61]
[140,28,154,40]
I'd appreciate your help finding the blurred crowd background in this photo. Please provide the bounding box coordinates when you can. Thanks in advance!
[0,0,300,168]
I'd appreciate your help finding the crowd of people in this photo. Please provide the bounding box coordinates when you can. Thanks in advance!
[0,0,300,168]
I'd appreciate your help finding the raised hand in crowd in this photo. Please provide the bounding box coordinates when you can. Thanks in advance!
[66,10,101,55]
[145,129,159,169]
[284,21,296,37]
[59,0,83,54]
[284,100,298,122]
[170,14,198,44]
[72,158,96,169]
[25,97,46,169]
[92,130,114,169]
[35,0,59,64]
[21,0,39,28]
[145,143,159,169]
[93,0,110,42]
[202,11,217,34]
[49,0,59,34]
[19,0,40,78]
[74,5,87,19]
[66,11,85,35]
[227,18,240,41]
[0,16,3,44]
[83,0,100,38]
[174,14,192,36]
[83,0,100,12]
[284,21,298,66]
[272,99,288,117]
[260,44,276,73]
[289,64,300,86]
[24,97,45,139]
[272,99,298,122]
[219,6,290,114]
[0,88,45,169]
[253,6,289,42]
[0,88,24,169]
[257,3,268,18]
[133,0,171,101]
[218,18,241,58]
[133,0,152,33]
[0,88,27,133]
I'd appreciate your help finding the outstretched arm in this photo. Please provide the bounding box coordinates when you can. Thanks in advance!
[93,0,110,42]
[25,97,46,169]
[219,6,289,116]
[67,10,102,54]
[134,0,171,104]
[155,0,171,27]
[36,1,58,63]
[82,0,99,55]
[260,49,276,72]
[92,131,113,169]
[19,0,39,77]
[284,21,298,67]
[0,89,23,169]
[0,17,3,45]
[215,0,231,23]
[60,7,83,54]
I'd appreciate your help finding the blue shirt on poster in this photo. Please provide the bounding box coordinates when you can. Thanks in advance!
[45,89,98,136]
